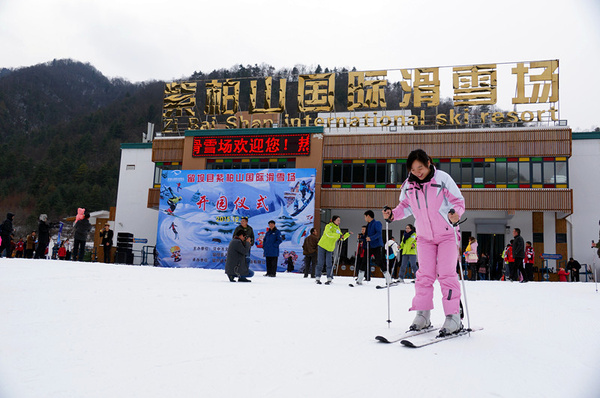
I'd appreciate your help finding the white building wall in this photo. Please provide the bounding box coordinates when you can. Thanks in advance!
[114,146,158,264]
[568,138,600,271]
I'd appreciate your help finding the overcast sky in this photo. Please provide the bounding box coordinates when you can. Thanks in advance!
[1,0,599,130]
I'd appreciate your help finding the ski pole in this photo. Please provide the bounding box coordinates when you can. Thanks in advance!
[336,238,343,276]
[449,209,471,334]
[333,239,340,276]
[385,218,392,327]
[353,238,360,279]
[594,261,598,293]
[336,239,342,275]
[366,241,370,281]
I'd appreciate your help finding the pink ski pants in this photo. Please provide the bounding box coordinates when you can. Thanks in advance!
[410,234,461,316]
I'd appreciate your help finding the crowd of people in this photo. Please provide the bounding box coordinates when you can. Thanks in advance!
[223,149,588,335]
[224,149,467,335]
[0,210,111,263]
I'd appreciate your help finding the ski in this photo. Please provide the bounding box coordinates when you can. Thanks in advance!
[163,210,185,219]
[375,281,403,289]
[400,326,483,348]
[375,326,439,344]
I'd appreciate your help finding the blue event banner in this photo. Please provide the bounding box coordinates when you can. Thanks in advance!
[156,168,316,271]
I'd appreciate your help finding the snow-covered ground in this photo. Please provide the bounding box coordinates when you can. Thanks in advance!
[1,259,599,398]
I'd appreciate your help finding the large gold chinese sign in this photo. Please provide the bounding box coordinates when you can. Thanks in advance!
[162,60,559,133]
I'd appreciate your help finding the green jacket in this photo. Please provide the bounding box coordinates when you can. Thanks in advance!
[318,222,350,252]
[400,232,417,255]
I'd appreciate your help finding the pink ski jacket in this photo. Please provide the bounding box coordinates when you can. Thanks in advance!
[391,167,465,242]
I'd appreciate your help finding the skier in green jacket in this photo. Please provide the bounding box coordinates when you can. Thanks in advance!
[315,215,351,285]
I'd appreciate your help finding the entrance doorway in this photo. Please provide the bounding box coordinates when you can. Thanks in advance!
[476,233,505,280]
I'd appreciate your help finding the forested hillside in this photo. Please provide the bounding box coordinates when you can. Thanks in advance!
[0,59,164,231]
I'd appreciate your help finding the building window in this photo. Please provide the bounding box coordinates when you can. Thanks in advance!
[531,162,542,184]
[377,163,387,183]
[322,164,332,184]
[353,163,365,183]
[507,162,519,184]
[332,163,342,183]
[342,164,352,183]
[395,163,407,183]
[473,162,485,185]
[321,157,569,188]
[519,162,530,184]
[450,162,461,183]
[484,163,496,185]
[461,163,472,186]
[366,163,376,183]
[496,162,507,185]
[555,161,568,185]
[437,162,450,177]
[153,163,182,187]
[543,161,555,184]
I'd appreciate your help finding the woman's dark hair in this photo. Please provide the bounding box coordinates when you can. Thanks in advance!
[331,215,340,223]
[407,149,433,170]
[406,149,435,183]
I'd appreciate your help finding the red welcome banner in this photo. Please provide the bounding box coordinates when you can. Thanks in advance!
[192,133,311,157]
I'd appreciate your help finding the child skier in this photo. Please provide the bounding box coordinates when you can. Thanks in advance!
[384,235,399,279]
[524,241,535,282]
[355,226,368,284]
[382,149,465,336]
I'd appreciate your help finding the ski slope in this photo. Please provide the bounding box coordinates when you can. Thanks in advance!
[1,259,598,398]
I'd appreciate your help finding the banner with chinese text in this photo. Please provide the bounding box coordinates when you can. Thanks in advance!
[156,168,316,271]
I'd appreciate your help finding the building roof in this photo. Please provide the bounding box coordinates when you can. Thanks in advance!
[572,132,600,140]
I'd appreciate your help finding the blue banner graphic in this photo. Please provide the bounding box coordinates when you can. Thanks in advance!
[156,168,316,271]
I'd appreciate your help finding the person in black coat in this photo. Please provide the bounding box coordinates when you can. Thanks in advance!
[567,257,582,282]
[0,212,14,257]
[99,223,114,263]
[512,228,526,282]
[74,213,92,262]
[35,214,51,259]
[263,220,284,277]
[225,230,253,282]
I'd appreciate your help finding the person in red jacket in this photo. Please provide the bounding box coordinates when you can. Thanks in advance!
[502,242,515,281]
[506,240,516,281]
[58,242,67,260]
[557,267,569,282]
[15,237,25,258]
[524,241,535,282]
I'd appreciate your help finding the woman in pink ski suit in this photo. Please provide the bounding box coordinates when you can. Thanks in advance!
[383,149,465,335]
